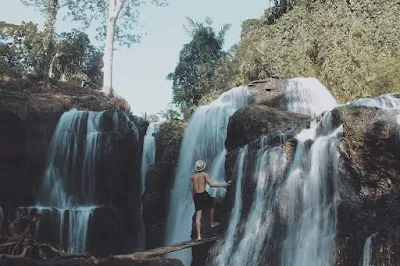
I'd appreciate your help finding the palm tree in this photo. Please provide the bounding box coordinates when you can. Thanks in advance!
[158,109,181,122]
[182,17,231,46]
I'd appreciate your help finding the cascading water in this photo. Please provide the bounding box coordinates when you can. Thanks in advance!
[215,145,248,265]
[216,140,287,266]
[281,112,341,266]
[137,123,159,251]
[141,124,158,195]
[212,79,400,266]
[165,86,251,265]
[32,109,104,253]
[283,78,338,118]
[362,233,378,266]
[214,78,340,266]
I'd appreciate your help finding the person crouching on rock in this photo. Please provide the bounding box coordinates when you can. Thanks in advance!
[191,160,231,241]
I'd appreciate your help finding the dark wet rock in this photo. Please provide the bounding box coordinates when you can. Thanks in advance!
[143,121,186,249]
[225,104,310,152]
[336,105,400,265]
[142,162,175,249]
[247,78,287,108]
[0,86,147,256]
[0,258,183,266]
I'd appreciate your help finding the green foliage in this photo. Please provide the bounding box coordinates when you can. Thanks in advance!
[64,0,168,48]
[158,108,181,122]
[140,112,160,123]
[155,120,186,163]
[22,0,61,82]
[168,17,231,111]
[220,0,400,103]
[0,21,44,76]
[0,21,103,88]
[54,29,104,88]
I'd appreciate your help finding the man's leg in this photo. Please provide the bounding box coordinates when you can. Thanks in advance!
[210,207,219,228]
[195,210,202,241]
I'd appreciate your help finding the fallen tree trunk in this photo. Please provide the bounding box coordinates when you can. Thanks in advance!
[114,237,218,259]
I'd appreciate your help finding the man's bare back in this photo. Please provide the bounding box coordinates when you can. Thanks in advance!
[191,172,208,194]
[191,160,232,241]
[191,171,231,195]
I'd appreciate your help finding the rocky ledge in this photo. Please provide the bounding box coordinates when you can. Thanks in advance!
[0,257,183,266]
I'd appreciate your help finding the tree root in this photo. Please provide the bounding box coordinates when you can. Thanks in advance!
[0,246,29,259]
[0,212,91,261]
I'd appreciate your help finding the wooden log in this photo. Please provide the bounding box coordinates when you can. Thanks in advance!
[113,237,217,259]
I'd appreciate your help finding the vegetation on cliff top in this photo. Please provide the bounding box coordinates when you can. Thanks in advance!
[167,0,399,111]
[226,0,400,103]
[167,17,232,112]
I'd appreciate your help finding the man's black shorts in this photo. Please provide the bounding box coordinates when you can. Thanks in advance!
[193,191,214,211]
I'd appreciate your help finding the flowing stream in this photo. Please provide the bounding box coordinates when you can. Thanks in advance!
[20,109,142,253]
[362,233,378,266]
[165,86,250,265]
[141,123,158,195]
[212,79,400,266]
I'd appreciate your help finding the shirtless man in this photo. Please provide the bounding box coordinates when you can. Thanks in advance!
[191,160,231,241]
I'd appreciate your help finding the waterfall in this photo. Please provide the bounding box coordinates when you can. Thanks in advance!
[210,77,400,266]
[38,109,103,207]
[165,86,250,265]
[362,233,378,266]
[216,141,288,266]
[213,79,340,266]
[283,78,338,118]
[141,123,158,195]
[215,145,248,265]
[34,109,104,253]
[282,113,341,266]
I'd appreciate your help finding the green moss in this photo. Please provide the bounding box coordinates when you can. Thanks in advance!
[221,0,400,103]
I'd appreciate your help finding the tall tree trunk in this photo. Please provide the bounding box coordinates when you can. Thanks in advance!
[43,0,60,87]
[102,0,126,96]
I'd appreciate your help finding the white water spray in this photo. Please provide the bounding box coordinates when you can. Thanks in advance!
[362,233,378,266]
[141,124,158,195]
[165,86,250,265]
[214,145,248,265]
[216,142,287,266]
[283,78,337,117]
[35,109,104,252]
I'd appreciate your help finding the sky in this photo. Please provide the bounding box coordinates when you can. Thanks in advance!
[0,0,268,116]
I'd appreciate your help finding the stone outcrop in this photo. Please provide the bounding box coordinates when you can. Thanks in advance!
[336,105,400,265]
[0,83,148,257]
[143,121,186,249]
[225,104,310,152]
[206,79,400,265]
[0,258,183,266]
[142,162,175,249]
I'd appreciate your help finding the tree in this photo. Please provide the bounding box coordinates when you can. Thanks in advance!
[54,30,104,88]
[158,108,181,122]
[167,17,231,111]
[65,0,168,95]
[21,0,60,85]
[0,21,43,76]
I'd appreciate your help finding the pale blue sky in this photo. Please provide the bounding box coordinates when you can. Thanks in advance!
[0,0,269,115]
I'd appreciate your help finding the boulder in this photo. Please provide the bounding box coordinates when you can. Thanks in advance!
[0,258,183,266]
[225,104,310,152]
[142,162,175,249]
[336,105,400,265]
[143,121,186,249]
[0,84,147,257]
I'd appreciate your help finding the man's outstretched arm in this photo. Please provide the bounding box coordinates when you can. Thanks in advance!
[204,173,231,188]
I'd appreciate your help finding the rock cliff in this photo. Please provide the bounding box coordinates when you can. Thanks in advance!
[0,81,148,258]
